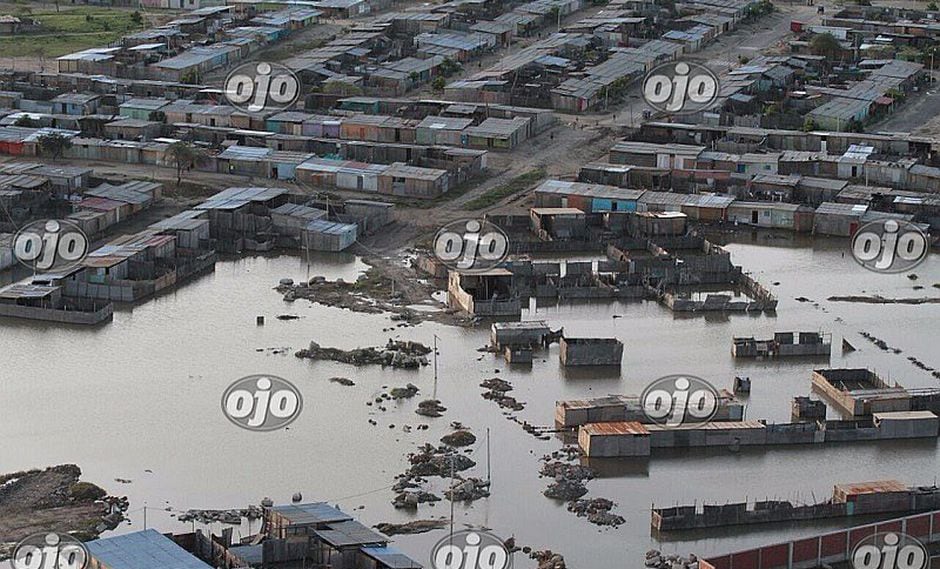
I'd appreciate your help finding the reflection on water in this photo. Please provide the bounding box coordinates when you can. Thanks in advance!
[1,239,939,566]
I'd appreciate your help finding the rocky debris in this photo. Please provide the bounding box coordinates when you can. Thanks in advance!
[329,377,355,386]
[567,499,625,526]
[295,340,430,369]
[276,314,301,320]
[531,549,567,569]
[178,506,263,525]
[860,331,902,353]
[539,461,595,483]
[374,519,447,536]
[406,444,475,477]
[831,295,940,305]
[441,430,476,447]
[480,378,525,411]
[416,399,447,417]
[645,550,699,568]
[543,480,588,501]
[445,478,490,502]
[392,490,441,509]
[390,384,420,399]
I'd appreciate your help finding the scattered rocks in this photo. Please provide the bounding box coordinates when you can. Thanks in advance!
[480,378,525,411]
[295,340,431,369]
[374,519,447,536]
[276,314,301,320]
[441,430,476,447]
[860,331,902,353]
[329,377,355,386]
[645,550,699,568]
[177,506,263,525]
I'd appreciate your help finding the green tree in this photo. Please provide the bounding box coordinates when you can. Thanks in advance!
[148,110,166,123]
[431,76,446,92]
[13,115,36,127]
[929,1,938,10]
[802,117,817,132]
[131,11,143,27]
[809,33,842,60]
[38,133,72,161]
[166,141,207,187]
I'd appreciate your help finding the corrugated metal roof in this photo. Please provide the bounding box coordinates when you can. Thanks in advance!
[269,502,353,525]
[313,520,388,548]
[535,179,645,201]
[86,530,211,569]
[305,219,358,236]
[359,547,422,569]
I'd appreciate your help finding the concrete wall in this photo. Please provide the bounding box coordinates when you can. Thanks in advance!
[560,337,623,366]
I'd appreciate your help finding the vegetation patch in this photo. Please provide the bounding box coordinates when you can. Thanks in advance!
[462,168,546,210]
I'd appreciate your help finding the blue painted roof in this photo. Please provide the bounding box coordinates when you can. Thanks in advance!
[86,530,212,569]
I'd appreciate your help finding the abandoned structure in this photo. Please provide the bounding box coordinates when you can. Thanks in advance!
[732,331,832,358]
[559,337,624,367]
[652,480,940,532]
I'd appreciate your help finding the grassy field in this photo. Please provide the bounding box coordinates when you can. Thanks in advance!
[0,6,146,58]
[463,168,546,210]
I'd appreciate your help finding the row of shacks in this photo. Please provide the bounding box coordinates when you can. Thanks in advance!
[72,501,422,569]
[531,179,932,236]
[0,161,163,236]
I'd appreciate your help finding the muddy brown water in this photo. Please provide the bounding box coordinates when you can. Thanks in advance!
[1,236,939,567]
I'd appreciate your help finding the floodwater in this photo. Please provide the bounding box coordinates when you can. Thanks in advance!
[2,234,940,567]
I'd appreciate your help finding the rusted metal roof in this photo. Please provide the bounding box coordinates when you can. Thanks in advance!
[834,480,908,496]
[581,421,649,436]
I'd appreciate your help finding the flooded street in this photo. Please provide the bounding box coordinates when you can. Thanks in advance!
[2,237,939,567]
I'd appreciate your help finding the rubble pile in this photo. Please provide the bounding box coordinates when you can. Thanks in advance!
[444,478,490,502]
[406,444,476,477]
[374,519,447,535]
[480,378,525,411]
[543,479,588,501]
[441,430,476,447]
[392,490,441,509]
[415,399,447,417]
[390,383,420,399]
[295,339,430,369]
[567,498,625,526]
[645,550,699,568]
[530,549,567,569]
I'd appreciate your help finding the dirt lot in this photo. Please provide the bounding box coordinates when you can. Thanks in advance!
[0,465,126,559]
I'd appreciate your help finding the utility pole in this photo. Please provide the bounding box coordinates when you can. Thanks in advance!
[433,334,440,399]
[143,506,147,530]
[486,428,491,484]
